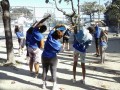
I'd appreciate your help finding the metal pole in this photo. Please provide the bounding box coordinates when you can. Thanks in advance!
[98,0,100,21]
[78,0,80,30]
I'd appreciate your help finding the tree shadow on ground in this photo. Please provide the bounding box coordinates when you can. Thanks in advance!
[57,67,118,83]
[112,76,120,83]
[0,51,7,54]
[0,72,42,89]
[56,71,109,90]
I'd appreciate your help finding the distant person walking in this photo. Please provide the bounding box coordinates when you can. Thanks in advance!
[72,26,95,84]
[99,30,108,64]
[94,23,101,57]
[62,28,71,51]
[27,15,51,78]
[14,25,25,56]
[41,24,65,90]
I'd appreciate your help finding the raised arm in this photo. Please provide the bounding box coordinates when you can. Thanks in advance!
[32,21,38,28]
[35,14,51,27]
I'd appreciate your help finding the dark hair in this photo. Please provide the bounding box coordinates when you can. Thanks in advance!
[38,25,47,33]
[14,25,20,33]
[52,30,63,40]
[87,26,95,34]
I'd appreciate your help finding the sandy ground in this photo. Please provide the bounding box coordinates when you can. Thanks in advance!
[0,32,120,90]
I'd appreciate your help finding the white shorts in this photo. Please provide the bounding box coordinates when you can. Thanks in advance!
[74,49,86,63]
[28,47,43,63]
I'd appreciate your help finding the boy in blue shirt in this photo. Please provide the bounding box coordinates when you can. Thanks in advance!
[27,14,51,78]
[73,26,95,84]
[94,24,101,57]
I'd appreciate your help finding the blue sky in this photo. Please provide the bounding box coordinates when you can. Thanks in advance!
[9,0,107,20]
[9,0,106,7]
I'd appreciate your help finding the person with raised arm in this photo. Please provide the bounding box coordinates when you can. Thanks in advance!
[27,14,51,78]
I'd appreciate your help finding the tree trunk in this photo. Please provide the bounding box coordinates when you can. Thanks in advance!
[117,22,120,34]
[1,0,15,64]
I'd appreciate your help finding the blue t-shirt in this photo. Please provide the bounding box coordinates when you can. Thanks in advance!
[94,25,101,38]
[73,40,92,53]
[42,30,62,58]
[73,29,92,53]
[29,27,44,49]
[26,31,33,46]
[63,29,71,37]
[16,31,24,39]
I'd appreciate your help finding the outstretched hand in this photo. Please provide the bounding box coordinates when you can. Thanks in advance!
[36,14,51,27]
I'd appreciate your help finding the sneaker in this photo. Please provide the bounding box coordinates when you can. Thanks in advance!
[80,79,85,84]
[42,82,47,89]
[96,55,100,57]
[30,72,34,76]
[35,74,38,78]
[72,79,76,83]
[94,54,100,57]
[52,85,59,90]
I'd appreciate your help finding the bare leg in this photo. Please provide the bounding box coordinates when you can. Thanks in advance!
[63,43,65,51]
[34,63,39,78]
[95,38,100,56]
[29,59,34,73]
[100,46,102,63]
[102,47,106,63]
[81,63,86,81]
[73,53,78,82]
[67,43,70,50]
[96,47,100,55]
[19,48,21,56]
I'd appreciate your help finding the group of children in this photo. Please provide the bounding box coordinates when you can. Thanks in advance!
[14,14,108,90]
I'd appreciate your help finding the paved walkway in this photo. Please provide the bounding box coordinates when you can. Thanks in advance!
[0,32,120,90]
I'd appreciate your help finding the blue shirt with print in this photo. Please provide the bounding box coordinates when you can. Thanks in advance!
[29,27,44,49]
[42,30,62,58]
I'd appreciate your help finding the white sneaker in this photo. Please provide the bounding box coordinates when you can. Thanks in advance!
[52,82,59,90]
[35,74,38,78]
[81,79,85,84]
[42,82,47,89]
[52,85,59,90]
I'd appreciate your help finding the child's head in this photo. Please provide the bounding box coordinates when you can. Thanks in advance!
[87,26,95,34]
[14,25,20,33]
[38,24,47,33]
[52,30,63,40]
